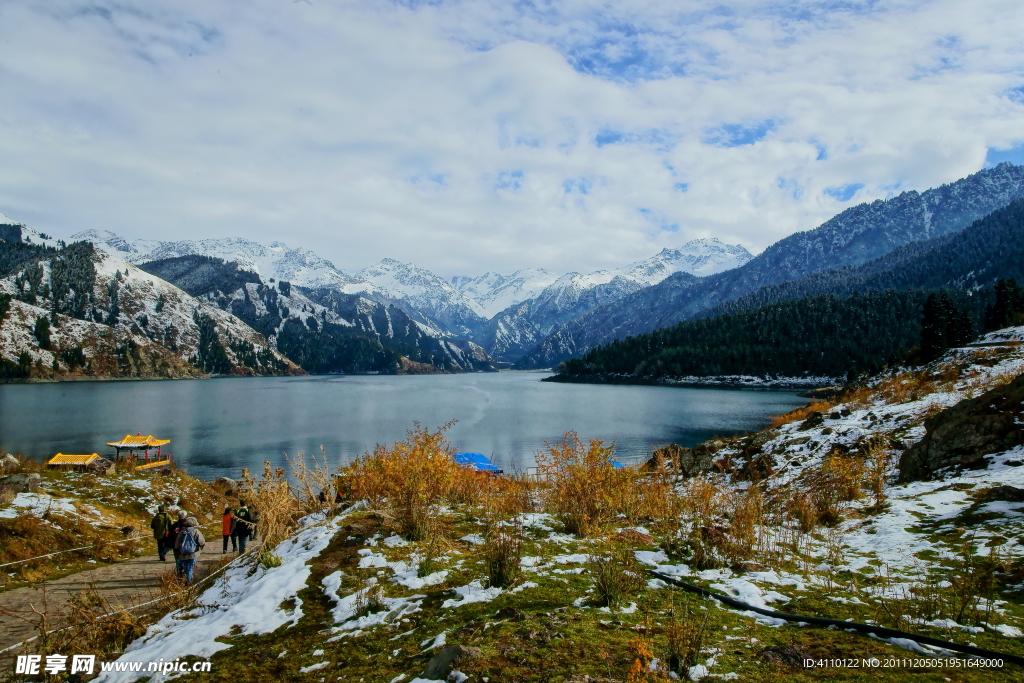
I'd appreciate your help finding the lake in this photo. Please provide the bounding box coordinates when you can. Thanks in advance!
[0,372,805,479]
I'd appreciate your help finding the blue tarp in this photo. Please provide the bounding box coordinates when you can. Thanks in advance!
[453,452,502,473]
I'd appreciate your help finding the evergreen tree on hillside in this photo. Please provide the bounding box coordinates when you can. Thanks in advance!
[919,291,973,361]
[984,278,1023,331]
[192,312,233,375]
[34,316,51,350]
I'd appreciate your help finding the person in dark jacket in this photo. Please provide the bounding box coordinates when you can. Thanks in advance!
[150,505,174,562]
[233,501,254,553]
[174,516,206,582]
[170,510,188,570]
[222,506,237,554]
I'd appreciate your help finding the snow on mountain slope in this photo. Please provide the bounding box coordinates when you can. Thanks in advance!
[0,241,298,377]
[72,231,358,292]
[615,238,753,284]
[351,258,487,336]
[451,268,559,319]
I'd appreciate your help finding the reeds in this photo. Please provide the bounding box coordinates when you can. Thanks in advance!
[483,522,523,589]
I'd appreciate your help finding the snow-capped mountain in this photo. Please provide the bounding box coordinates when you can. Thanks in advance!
[349,258,488,337]
[615,238,753,285]
[451,268,560,319]
[71,231,358,291]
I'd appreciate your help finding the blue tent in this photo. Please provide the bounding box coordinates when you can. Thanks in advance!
[453,452,503,474]
[611,460,626,469]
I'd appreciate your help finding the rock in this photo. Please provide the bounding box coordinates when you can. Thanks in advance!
[85,458,115,475]
[421,645,481,680]
[977,485,1024,503]
[495,607,526,622]
[759,644,812,667]
[898,373,1024,482]
[0,454,19,473]
[731,561,765,573]
[212,477,238,496]
[0,472,41,493]
[120,526,138,538]
[647,443,714,478]
[798,411,825,430]
[616,529,654,545]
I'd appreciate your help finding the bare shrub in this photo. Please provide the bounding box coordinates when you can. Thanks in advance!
[353,579,386,618]
[344,423,464,541]
[286,447,334,515]
[483,522,523,588]
[240,461,296,549]
[536,432,641,536]
[665,597,711,677]
[587,547,646,608]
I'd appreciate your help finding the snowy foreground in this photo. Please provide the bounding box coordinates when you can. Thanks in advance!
[94,342,1024,682]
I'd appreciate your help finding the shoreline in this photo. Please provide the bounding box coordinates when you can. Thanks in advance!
[541,372,840,391]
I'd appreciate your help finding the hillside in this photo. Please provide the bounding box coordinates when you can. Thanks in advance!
[140,255,497,374]
[65,341,1024,683]
[0,228,299,379]
[518,162,1024,368]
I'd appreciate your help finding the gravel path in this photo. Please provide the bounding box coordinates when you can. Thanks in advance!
[0,544,237,661]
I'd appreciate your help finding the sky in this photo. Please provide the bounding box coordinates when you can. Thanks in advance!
[2,1,1024,277]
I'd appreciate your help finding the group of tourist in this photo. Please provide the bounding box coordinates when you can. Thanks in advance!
[148,501,258,582]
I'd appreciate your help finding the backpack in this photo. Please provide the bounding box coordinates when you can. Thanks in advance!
[179,528,198,555]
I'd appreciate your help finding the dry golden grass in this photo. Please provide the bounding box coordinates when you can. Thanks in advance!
[768,400,835,429]
[240,461,297,549]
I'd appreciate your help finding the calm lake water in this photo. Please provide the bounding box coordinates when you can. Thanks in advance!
[0,372,804,479]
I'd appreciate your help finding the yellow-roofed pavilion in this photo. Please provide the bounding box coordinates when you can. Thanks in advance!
[106,433,171,467]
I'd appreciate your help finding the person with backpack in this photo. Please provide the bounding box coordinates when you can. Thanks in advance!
[174,516,206,582]
[233,501,254,553]
[170,510,188,570]
[222,506,237,554]
[150,505,174,562]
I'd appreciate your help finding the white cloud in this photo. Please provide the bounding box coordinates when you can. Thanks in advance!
[1,0,1023,276]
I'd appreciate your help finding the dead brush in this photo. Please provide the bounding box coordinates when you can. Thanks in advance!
[788,453,866,530]
[768,400,834,429]
[343,423,462,541]
[48,586,149,659]
[868,540,1006,629]
[483,521,523,588]
[535,432,640,536]
[587,546,646,608]
[353,579,387,618]
[240,461,296,549]
[664,596,711,678]
[286,447,334,515]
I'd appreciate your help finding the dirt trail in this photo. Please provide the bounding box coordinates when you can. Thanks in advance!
[0,545,234,659]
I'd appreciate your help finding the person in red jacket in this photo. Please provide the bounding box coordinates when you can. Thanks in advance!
[222,506,237,554]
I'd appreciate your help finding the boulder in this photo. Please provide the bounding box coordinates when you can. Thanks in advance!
[213,477,239,496]
[647,443,714,478]
[898,373,1024,482]
[0,454,19,473]
[494,607,526,622]
[85,458,115,475]
[798,411,825,431]
[120,526,139,538]
[0,472,41,493]
[421,645,481,680]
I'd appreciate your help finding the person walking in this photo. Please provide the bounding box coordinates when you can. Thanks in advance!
[150,505,174,562]
[174,516,206,582]
[170,510,188,573]
[233,500,253,553]
[248,503,260,542]
[222,506,237,554]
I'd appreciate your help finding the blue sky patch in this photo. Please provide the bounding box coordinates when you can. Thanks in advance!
[673,183,688,192]
[563,177,593,195]
[824,183,864,201]
[985,145,1024,168]
[495,170,524,191]
[704,120,776,147]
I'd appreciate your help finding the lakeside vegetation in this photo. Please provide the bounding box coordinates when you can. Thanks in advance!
[5,341,1024,681]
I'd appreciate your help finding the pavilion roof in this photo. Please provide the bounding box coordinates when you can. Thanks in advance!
[47,453,99,466]
[106,435,171,449]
